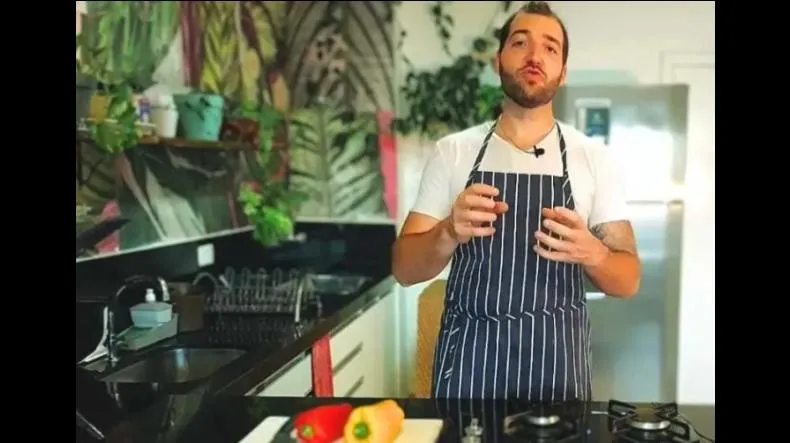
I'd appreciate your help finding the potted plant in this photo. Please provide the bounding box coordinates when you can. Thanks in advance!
[174,92,225,141]
[76,34,141,155]
[394,38,504,139]
[393,1,509,138]
[86,83,141,154]
[150,94,179,138]
[236,102,306,247]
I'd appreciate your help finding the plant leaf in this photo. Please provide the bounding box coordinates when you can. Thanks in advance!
[288,105,386,218]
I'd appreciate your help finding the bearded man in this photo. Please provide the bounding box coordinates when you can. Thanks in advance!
[391,1,641,400]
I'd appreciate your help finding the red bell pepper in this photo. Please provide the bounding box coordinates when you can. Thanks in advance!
[293,403,354,443]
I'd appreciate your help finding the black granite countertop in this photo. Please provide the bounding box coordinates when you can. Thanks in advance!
[94,395,716,443]
[77,275,396,442]
[76,272,716,443]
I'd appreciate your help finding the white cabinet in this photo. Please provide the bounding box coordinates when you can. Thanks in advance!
[249,353,313,397]
[246,289,398,398]
[330,290,397,397]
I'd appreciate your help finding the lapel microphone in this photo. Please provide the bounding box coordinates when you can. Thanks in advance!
[496,121,546,158]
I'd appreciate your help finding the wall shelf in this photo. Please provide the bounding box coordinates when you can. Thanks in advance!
[75,130,257,151]
[74,130,268,187]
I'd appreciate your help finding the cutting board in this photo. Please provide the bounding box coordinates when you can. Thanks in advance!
[240,416,444,443]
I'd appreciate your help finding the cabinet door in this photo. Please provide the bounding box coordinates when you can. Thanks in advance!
[330,290,398,398]
[252,353,313,397]
[330,307,370,367]
[358,292,390,397]
[330,303,372,397]
[332,344,368,397]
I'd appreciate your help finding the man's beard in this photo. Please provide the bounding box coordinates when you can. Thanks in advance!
[500,70,561,109]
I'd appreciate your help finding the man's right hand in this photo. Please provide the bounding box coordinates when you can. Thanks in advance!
[447,184,509,244]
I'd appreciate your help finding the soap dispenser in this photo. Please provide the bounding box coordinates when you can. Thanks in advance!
[130,288,173,328]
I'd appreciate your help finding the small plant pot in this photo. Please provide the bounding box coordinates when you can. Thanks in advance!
[88,93,109,120]
[174,93,225,141]
[221,117,260,144]
[151,107,179,138]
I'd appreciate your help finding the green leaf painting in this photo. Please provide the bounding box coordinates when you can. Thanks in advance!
[289,106,386,218]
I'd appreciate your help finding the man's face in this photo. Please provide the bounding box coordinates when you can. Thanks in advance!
[496,12,566,109]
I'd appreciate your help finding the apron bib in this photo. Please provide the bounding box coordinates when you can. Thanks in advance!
[431,123,592,401]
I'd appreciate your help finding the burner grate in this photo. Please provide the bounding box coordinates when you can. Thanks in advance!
[503,403,585,442]
[607,400,698,443]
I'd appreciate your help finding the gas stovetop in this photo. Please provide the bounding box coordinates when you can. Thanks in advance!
[249,399,714,443]
[443,399,714,443]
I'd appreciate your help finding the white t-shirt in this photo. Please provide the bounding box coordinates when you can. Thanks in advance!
[411,121,629,228]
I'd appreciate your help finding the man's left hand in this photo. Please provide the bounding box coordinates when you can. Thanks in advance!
[533,207,609,267]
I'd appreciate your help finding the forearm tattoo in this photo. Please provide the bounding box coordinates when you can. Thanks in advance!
[590,220,637,254]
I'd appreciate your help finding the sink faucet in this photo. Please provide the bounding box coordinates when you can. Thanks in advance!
[106,275,166,366]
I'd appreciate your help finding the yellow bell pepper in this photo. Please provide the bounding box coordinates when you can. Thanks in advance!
[343,399,405,443]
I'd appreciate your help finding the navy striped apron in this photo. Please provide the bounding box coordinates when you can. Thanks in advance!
[431,123,592,401]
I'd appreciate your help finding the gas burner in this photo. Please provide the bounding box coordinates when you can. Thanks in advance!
[628,408,671,431]
[607,400,697,443]
[503,403,584,442]
[526,412,561,427]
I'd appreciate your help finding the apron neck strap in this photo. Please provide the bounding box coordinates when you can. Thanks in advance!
[466,121,569,187]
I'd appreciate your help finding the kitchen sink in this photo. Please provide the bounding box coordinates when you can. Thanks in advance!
[308,274,370,296]
[98,347,246,384]
[272,274,370,297]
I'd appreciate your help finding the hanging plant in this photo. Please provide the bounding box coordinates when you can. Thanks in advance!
[236,103,307,247]
[393,1,510,138]
[393,52,504,138]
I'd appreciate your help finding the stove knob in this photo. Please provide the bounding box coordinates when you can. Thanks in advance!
[462,418,483,443]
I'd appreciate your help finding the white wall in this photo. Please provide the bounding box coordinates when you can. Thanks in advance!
[394,1,714,402]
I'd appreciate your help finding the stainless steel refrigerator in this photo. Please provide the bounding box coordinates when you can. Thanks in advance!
[553,85,689,402]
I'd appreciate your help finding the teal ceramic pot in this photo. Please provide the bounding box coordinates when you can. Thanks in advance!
[174,93,225,141]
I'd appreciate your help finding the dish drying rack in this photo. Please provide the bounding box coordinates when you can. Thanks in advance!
[202,267,322,323]
[205,315,308,348]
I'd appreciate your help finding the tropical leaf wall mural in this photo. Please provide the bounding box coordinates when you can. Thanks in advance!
[192,1,291,113]
[76,0,398,258]
[238,1,290,111]
[197,1,242,100]
[79,1,179,89]
[76,1,251,258]
[188,1,398,221]
[77,1,184,256]
[289,106,386,218]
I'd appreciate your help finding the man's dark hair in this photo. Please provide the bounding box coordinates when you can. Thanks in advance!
[497,1,569,65]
